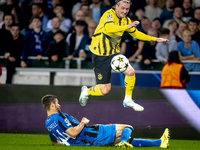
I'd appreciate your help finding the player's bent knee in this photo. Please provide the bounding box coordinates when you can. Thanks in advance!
[124,67,135,76]
[99,84,111,95]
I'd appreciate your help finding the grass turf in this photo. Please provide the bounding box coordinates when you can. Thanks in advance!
[0,133,200,150]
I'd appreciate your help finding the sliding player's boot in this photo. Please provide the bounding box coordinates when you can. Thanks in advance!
[160,128,170,148]
[115,142,133,148]
[123,98,144,111]
[79,86,88,106]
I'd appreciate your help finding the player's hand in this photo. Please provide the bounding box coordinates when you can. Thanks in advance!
[156,38,169,44]
[81,117,90,125]
[127,21,140,29]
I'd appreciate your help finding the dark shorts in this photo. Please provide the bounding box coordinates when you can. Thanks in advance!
[92,53,120,84]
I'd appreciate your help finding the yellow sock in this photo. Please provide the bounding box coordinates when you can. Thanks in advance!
[124,75,136,98]
[87,85,104,96]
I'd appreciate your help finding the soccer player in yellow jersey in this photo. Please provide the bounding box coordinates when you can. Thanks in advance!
[79,0,169,111]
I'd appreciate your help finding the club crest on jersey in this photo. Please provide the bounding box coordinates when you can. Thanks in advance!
[106,14,113,21]
[98,73,103,80]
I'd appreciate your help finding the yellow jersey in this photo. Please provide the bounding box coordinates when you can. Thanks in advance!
[89,8,157,56]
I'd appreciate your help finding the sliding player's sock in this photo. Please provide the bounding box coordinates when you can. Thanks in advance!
[120,127,133,142]
[87,85,104,96]
[124,75,135,98]
[130,138,161,147]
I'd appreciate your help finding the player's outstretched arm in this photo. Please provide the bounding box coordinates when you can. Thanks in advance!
[156,38,169,44]
[65,117,90,138]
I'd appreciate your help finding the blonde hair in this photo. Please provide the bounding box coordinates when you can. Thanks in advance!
[115,0,132,5]
[182,30,192,36]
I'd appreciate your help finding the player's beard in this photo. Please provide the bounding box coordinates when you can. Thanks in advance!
[56,105,61,113]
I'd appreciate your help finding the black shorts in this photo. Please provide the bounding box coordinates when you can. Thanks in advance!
[92,53,120,84]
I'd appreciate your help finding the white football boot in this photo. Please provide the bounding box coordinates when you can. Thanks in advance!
[79,86,89,106]
[123,97,144,111]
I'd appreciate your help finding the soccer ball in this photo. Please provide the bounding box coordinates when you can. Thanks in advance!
[111,54,129,73]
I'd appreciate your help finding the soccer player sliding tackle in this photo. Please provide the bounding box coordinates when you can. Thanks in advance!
[42,94,170,148]
[79,0,169,111]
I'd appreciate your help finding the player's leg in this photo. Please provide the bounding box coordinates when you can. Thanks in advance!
[123,65,144,111]
[114,124,133,148]
[79,54,113,106]
[130,128,170,148]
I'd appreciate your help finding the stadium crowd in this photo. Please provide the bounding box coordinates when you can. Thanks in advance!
[0,0,200,84]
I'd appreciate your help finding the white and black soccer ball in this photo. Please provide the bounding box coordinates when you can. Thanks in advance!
[111,54,129,73]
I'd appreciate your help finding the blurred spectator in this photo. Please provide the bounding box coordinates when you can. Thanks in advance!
[90,0,101,23]
[176,21,187,42]
[46,4,72,33]
[66,20,87,60]
[0,65,2,84]
[4,23,24,84]
[177,30,200,71]
[45,30,69,67]
[194,7,200,30]
[78,21,98,61]
[144,0,162,22]
[67,10,86,36]
[31,3,49,32]
[71,0,89,19]
[135,8,146,21]
[21,15,50,68]
[0,13,14,56]
[72,10,85,26]
[134,8,146,31]
[100,0,112,16]
[168,20,178,37]
[160,50,190,89]
[11,6,24,29]
[188,18,200,46]
[156,28,177,63]
[192,0,200,8]
[137,28,158,70]
[159,0,175,25]
[152,17,162,30]
[140,18,152,33]
[194,7,200,21]
[80,4,93,24]
[157,0,167,10]
[163,6,183,28]
[47,16,65,41]
[0,0,17,13]
[45,0,61,19]
[182,0,194,22]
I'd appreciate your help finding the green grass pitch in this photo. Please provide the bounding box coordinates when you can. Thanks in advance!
[0,133,200,150]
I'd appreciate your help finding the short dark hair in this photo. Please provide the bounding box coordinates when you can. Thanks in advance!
[159,28,170,36]
[32,3,43,9]
[10,23,20,28]
[3,13,14,22]
[75,20,87,26]
[188,18,199,25]
[29,14,41,24]
[41,95,57,111]
[168,51,181,65]
[54,30,64,37]
[153,17,161,23]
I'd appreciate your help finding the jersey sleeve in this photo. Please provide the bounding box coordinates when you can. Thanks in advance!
[126,17,157,42]
[103,11,128,33]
